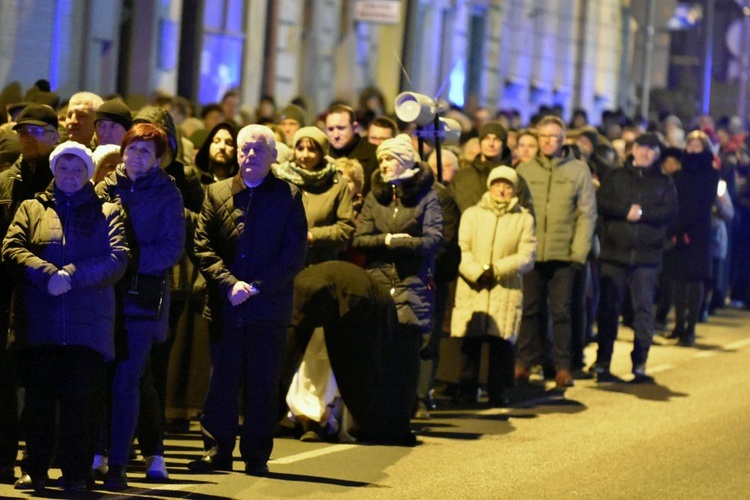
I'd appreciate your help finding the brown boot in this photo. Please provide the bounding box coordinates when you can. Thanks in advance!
[555,368,574,388]
[514,364,530,383]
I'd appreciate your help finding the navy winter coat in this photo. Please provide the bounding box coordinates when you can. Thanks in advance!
[2,183,129,360]
[353,163,443,336]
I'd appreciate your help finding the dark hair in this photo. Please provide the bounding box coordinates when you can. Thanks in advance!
[221,90,240,103]
[200,103,223,119]
[121,123,168,159]
[369,115,398,133]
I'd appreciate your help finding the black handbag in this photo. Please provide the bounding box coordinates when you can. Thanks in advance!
[123,273,167,319]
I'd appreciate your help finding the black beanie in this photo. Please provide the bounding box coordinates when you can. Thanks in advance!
[95,98,132,130]
[479,122,508,143]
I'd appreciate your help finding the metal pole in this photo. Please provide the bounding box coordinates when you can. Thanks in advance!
[640,0,656,119]
[738,1,750,123]
[701,0,715,115]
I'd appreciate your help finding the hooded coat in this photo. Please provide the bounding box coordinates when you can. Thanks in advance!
[352,162,443,335]
[2,183,129,360]
[670,149,720,280]
[451,193,536,341]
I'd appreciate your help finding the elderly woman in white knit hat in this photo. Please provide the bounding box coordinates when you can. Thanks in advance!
[352,134,443,444]
[274,126,355,441]
[2,141,128,493]
[450,165,536,406]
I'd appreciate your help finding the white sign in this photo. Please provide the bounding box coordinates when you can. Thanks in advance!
[354,0,401,25]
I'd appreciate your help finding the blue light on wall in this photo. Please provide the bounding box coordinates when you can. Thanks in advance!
[199,34,243,104]
[449,58,465,107]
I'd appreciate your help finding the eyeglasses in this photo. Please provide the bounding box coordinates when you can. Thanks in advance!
[538,134,561,141]
[16,124,54,137]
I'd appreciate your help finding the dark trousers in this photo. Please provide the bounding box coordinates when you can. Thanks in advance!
[674,279,704,341]
[417,279,450,401]
[22,346,103,482]
[595,263,659,370]
[0,351,18,469]
[570,264,588,370]
[460,336,514,399]
[200,323,286,466]
[516,261,575,370]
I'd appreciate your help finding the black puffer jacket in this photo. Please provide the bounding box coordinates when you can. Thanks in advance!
[194,172,308,329]
[598,158,678,266]
[96,164,185,340]
[2,183,129,360]
[352,163,443,335]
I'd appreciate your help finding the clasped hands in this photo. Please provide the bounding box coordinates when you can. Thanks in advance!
[228,280,260,306]
[47,270,71,296]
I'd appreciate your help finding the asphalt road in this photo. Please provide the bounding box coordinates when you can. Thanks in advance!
[3,308,750,499]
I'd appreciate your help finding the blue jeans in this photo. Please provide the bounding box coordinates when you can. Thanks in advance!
[109,320,156,467]
[596,263,659,370]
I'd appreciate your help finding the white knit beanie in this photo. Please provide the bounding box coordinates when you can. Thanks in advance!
[487,165,518,189]
[49,141,95,179]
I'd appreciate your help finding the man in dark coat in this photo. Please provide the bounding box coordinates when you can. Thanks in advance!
[326,104,378,195]
[593,133,678,383]
[0,104,59,484]
[189,125,308,477]
[449,122,533,214]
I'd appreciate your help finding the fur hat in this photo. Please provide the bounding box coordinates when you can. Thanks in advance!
[376,134,416,169]
[487,165,518,189]
[49,141,95,179]
[279,104,305,126]
[293,126,329,155]
[479,122,508,143]
[95,98,132,131]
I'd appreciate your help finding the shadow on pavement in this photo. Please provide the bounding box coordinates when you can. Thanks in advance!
[263,471,388,488]
[594,381,689,402]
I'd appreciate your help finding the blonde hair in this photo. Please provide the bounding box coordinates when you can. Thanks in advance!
[334,157,364,195]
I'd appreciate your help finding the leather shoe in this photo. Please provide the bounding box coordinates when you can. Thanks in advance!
[245,462,269,477]
[187,454,233,473]
[13,473,33,489]
[555,368,574,388]
[103,465,128,491]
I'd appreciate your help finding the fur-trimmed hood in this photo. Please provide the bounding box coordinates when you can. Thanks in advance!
[370,161,434,207]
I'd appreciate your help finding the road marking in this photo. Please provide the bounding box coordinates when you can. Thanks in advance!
[647,364,674,374]
[273,444,358,464]
[724,338,750,351]
[695,350,716,359]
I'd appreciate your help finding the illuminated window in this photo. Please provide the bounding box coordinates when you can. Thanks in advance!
[198,0,246,104]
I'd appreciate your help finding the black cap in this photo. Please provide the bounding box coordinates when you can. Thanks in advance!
[634,133,661,148]
[95,98,132,130]
[13,103,58,130]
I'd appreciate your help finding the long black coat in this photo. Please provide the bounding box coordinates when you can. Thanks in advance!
[280,261,416,444]
[671,149,720,280]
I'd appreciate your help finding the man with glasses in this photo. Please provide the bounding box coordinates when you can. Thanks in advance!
[515,115,597,389]
[0,104,60,484]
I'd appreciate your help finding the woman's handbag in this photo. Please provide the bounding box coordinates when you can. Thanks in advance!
[123,273,167,319]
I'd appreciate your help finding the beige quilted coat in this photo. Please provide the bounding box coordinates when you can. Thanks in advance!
[451,193,536,341]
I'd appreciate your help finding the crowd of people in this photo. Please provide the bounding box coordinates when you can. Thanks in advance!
[0,79,748,495]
